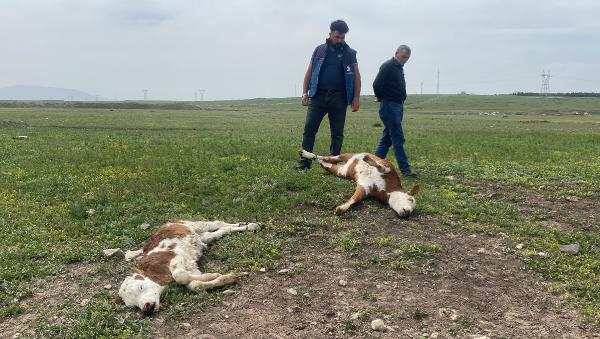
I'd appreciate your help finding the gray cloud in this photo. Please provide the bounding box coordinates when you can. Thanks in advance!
[109,0,172,27]
[0,0,598,100]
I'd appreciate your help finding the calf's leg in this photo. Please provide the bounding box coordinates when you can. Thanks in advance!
[335,186,367,215]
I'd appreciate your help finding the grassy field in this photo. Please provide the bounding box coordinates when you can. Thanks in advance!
[0,94,599,337]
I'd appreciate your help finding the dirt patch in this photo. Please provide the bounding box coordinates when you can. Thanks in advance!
[150,207,599,338]
[2,200,598,338]
[0,261,130,338]
[0,120,30,127]
[475,181,598,232]
[521,111,596,116]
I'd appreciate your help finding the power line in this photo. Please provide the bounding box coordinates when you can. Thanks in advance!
[552,75,597,83]
[443,75,536,86]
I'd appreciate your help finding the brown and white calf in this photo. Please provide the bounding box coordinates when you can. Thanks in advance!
[301,149,420,217]
[118,220,259,315]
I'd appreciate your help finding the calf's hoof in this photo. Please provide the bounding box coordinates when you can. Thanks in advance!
[245,223,260,231]
[334,206,346,215]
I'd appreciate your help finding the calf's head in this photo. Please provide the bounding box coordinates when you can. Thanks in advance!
[388,185,420,217]
[118,274,164,316]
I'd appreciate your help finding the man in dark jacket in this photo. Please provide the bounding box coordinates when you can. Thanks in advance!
[372,45,416,176]
[295,19,361,170]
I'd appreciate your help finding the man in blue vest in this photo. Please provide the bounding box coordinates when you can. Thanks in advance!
[372,45,416,177]
[295,19,361,170]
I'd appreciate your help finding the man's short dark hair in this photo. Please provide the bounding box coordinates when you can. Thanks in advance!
[330,20,349,34]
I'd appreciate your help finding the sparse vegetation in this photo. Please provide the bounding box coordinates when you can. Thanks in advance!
[1,95,599,336]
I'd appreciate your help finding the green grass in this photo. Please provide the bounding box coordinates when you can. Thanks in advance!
[1,94,599,335]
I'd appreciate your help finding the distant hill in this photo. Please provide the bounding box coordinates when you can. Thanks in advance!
[0,85,97,101]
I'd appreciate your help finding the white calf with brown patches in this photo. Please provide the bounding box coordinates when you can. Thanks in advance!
[118,220,259,315]
[301,149,419,217]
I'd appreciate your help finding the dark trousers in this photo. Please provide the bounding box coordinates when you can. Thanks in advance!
[374,100,411,172]
[300,90,347,160]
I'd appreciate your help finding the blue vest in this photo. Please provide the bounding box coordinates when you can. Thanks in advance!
[308,43,357,106]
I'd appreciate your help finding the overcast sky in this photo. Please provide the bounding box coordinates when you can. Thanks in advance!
[1,0,599,100]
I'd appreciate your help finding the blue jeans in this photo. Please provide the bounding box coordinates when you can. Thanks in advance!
[374,100,411,172]
[301,90,347,159]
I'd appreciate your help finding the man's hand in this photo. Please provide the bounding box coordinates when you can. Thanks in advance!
[374,97,381,102]
[301,94,309,106]
[351,97,360,112]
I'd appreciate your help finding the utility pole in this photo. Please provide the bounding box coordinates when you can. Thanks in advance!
[420,81,424,95]
[198,89,205,101]
[540,70,551,96]
[436,68,440,95]
[142,89,148,101]
[194,91,198,101]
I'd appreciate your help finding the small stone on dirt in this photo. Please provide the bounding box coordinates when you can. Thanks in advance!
[278,269,290,274]
[431,332,440,339]
[104,284,112,290]
[87,208,96,216]
[565,196,579,202]
[102,248,122,257]
[182,322,191,328]
[438,308,459,321]
[537,252,548,258]
[516,243,524,250]
[338,279,347,286]
[259,267,267,273]
[559,243,580,254]
[222,289,235,296]
[80,298,90,306]
[371,318,394,332]
[140,223,151,230]
[477,248,487,254]
[287,288,298,296]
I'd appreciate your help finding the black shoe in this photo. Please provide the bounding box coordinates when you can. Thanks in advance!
[294,160,312,170]
[401,169,417,177]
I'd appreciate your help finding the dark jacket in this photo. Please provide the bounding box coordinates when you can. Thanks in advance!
[308,40,358,106]
[373,58,406,103]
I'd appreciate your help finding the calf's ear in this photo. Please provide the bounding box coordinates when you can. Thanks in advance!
[407,185,420,196]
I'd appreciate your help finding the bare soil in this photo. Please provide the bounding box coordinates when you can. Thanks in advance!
[151,207,599,339]
[475,181,599,232]
[0,262,130,338]
[2,203,598,338]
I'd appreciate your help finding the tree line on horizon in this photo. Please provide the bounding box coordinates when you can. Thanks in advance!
[512,91,600,97]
